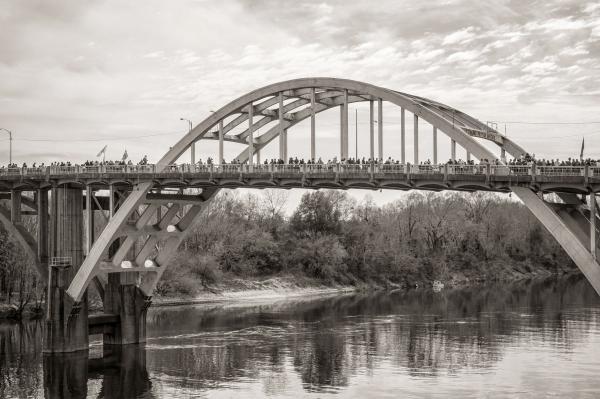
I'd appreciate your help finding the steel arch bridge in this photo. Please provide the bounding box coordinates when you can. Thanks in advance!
[2,77,600,352]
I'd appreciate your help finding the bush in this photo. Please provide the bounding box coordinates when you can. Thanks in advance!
[220,230,280,275]
[285,235,348,281]
[156,252,223,296]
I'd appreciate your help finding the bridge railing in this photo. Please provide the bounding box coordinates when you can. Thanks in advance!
[447,165,488,175]
[380,164,406,173]
[3,163,598,180]
[590,167,600,177]
[410,164,441,174]
[536,166,585,176]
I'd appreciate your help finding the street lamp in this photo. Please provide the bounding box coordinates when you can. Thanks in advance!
[180,118,193,164]
[0,128,12,165]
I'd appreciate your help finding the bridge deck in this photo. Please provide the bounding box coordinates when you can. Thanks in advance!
[0,164,598,193]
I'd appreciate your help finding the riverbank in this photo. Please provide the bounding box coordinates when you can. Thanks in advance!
[151,275,358,307]
[0,268,579,320]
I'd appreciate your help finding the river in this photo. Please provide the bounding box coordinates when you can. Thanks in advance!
[1,275,600,398]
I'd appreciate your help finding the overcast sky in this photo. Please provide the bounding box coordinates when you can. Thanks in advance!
[1,0,599,205]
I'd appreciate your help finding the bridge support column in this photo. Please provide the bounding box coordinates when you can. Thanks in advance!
[340,90,348,160]
[44,187,88,353]
[191,141,195,165]
[401,108,405,164]
[413,114,419,164]
[38,188,49,265]
[451,139,456,161]
[218,120,224,164]
[377,98,383,161]
[103,273,151,345]
[369,100,374,160]
[10,190,21,223]
[433,127,438,164]
[278,92,287,161]
[310,87,316,161]
[248,102,254,166]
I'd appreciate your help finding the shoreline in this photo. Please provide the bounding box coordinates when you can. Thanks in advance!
[0,271,579,321]
[151,278,359,308]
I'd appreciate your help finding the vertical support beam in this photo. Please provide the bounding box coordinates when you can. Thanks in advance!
[400,108,405,164]
[278,92,286,161]
[218,120,224,164]
[109,184,115,218]
[283,129,288,161]
[369,100,374,160]
[256,149,261,164]
[248,102,254,166]
[413,114,419,164]
[433,127,438,164]
[341,89,348,160]
[592,193,597,259]
[451,139,457,161]
[378,99,383,161]
[467,151,471,162]
[310,87,316,161]
[10,190,21,223]
[501,147,506,162]
[37,188,48,265]
[190,141,195,165]
[50,185,58,257]
[85,186,93,255]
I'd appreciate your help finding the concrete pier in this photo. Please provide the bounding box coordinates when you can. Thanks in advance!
[44,186,89,353]
[103,273,151,345]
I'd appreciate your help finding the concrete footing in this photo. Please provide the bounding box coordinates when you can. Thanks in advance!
[103,273,152,345]
[43,265,89,353]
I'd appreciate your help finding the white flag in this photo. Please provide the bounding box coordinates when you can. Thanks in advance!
[96,145,107,158]
[122,149,128,161]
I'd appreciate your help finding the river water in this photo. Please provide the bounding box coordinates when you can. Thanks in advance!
[1,275,600,398]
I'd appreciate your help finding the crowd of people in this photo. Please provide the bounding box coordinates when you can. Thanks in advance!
[3,152,600,171]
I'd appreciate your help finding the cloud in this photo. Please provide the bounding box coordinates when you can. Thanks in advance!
[0,0,599,169]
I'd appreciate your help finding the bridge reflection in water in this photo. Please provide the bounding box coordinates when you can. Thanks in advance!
[1,276,600,398]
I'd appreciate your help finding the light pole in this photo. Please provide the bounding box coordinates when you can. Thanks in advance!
[0,128,12,165]
[180,118,193,164]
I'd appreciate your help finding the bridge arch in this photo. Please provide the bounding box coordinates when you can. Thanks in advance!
[65,77,600,302]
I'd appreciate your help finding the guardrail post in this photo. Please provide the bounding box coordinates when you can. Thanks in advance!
[443,164,448,182]
[530,163,536,184]
[485,164,491,184]
[585,165,590,186]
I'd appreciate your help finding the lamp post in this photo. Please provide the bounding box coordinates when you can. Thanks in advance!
[180,118,193,164]
[0,128,12,165]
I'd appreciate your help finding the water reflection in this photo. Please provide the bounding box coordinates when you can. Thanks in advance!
[42,346,152,399]
[1,275,600,398]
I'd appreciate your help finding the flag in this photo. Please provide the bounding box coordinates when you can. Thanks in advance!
[580,137,585,160]
[122,149,128,161]
[96,145,107,158]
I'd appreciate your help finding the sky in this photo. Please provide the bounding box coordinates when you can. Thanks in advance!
[1,0,599,207]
